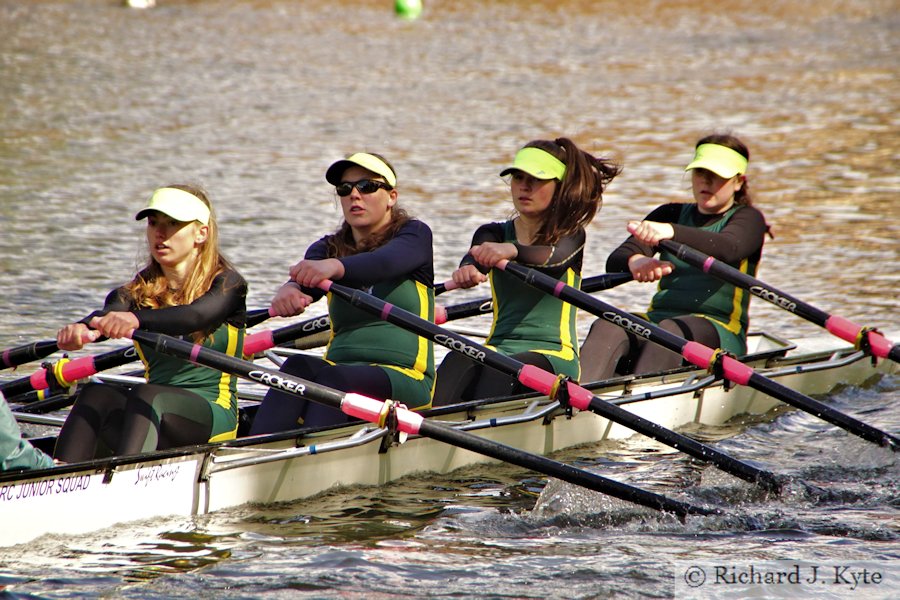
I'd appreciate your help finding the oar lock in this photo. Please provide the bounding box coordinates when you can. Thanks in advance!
[549,374,575,417]
[376,399,409,449]
[43,357,79,396]
[855,326,881,362]
[705,348,735,386]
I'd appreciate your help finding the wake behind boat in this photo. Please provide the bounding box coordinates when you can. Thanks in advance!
[2,329,895,548]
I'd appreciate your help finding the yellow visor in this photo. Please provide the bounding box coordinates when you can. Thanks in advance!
[325,152,397,188]
[500,147,566,181]
[134,188,210,224]
[684,143,748,178]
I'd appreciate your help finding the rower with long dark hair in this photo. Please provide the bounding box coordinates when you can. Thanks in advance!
[249,153,435,434]
[580,133,768,381]
[53,185,247,461]
[432,138,621,404]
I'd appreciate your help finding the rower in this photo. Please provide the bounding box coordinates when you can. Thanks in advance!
[580,133,768,381]
[53,185,247,462]
[249,152,436,434]
[432,137,621,404]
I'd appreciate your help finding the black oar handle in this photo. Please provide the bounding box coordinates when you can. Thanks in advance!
[246,308,274,328]
[499,260,900,451]
[1,340,60,370]
[325,280,785,492]
[131,329,717,518]
[658,240,897,363]
[437,272,633,322]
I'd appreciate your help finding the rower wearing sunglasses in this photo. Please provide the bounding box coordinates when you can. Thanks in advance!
[250,152,435,434]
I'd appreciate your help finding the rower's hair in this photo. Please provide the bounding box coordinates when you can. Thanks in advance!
[127,184,236,338]
[695,133,755,207]
[326,207,412,257]
[515,138,621,245]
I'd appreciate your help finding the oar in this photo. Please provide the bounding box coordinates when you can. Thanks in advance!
[497,260,900,451]
[0,345,137,399]
[1,312,334,402]
[657,240,899,363]
[130,329,719,518]
[321,280,787,493]
[0,287,525,403]
[0,307,273,371]
[1,340,60,370]
[437,272,633,322]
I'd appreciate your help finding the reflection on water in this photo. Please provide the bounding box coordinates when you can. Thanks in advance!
[0,0,897,597]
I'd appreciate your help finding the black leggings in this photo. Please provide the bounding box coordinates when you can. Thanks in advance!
[579,316,720,383]
[54,382,214,462]
[249,354,393,434]
[432,351,554,407]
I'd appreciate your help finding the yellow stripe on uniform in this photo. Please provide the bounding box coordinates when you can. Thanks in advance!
[381,280,433,382]
[533,267,578,361]
[214,323,241,412]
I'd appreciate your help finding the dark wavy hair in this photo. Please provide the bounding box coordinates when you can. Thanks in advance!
[515,138,621,245]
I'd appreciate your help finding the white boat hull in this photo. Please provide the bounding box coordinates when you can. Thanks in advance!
[1,333,895,547]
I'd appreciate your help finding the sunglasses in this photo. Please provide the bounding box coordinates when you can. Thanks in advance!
[335,179,392,197]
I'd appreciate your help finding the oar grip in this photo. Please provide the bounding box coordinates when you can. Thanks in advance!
[682,342,751,385]
[29,370,49,391]
[50,355,99,388]
[518,365,592,411]
[340,393,424,434]
[243,330,274,355]
[825,316,891,359]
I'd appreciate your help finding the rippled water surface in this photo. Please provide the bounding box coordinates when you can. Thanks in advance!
[0,0,898,597]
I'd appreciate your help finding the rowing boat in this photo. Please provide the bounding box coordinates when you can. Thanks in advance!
[2,329,895,548]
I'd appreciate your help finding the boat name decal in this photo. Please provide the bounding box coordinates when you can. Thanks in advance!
[749,286,797,311]
[250,370,307,394]
[434,334,486,361]
[603,312,651,338]
[135,464,182,487]
[0,474,91,502]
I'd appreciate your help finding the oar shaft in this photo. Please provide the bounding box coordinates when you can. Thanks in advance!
[1,340,60,370]
[658,240,897,362]
[416,419,714,516]
[323,280,784,491]
[0,309,270,372]
[437,272,633,323]
[500,261,900,451]
[131,329,716,517]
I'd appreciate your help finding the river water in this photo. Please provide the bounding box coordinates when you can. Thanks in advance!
[0,0,898,598]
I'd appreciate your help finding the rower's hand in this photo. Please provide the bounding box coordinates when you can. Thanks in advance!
[451,264,488,289]
[290,258,345,289]
[627,220,675,246]
[469,242,517,268]
[270,283,313,318]
[628,255,674,283]
[89,311,140,340]
[56,323,100,351]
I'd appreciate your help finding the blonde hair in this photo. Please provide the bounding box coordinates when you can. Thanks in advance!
[126,185,233,333]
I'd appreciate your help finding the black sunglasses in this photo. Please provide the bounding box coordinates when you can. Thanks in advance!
[335,179,392,197]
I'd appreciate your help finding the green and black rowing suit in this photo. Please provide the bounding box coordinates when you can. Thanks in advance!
[611,203,766,355]
[53,269,246,462]
[250,219,435,434]
[580,202,767,382]
[432,220,584,405]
